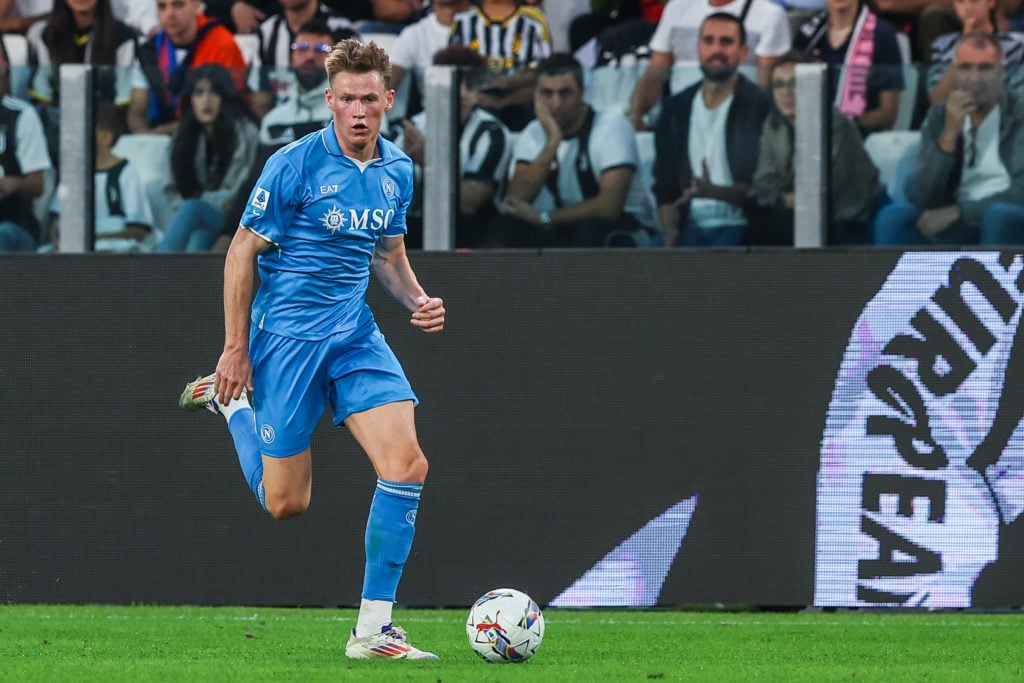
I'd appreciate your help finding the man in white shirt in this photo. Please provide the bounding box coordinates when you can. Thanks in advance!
[627,0,790,130]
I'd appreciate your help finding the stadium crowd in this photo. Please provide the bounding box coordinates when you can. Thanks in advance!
[3,0,1024,250]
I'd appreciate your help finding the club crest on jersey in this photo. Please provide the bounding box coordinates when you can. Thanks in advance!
[382,177,396,199]
[252,187,270,211]
[320,205,347,233]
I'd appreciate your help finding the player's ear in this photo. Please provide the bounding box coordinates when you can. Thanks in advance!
[384,88,395,112]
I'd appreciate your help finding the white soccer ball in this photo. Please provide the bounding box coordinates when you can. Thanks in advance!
[466,588,545,663]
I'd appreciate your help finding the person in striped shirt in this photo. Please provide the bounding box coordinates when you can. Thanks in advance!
[449,0,551,129]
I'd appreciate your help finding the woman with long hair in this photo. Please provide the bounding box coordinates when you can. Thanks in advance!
[26,0,139,107]
[158,63,259,252]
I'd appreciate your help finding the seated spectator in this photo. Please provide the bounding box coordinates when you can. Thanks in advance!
[128,0,247,135]
[794,0,905,135]
[0,0,49,34]
[569,0,666,53]
[26,0,139,160]
[627,0,790,131]
[157,63,259,252]
[449,0,552,131]
[872,0,958,63]
[389,0,471,96]
[927,0,1024,106]
[212,17,340,252]
[652,12,772,247]
[0,30,51,252]
[750,51,884,245]
[489,53,659,248]
[46,101,155,252]
[395,46,513,248]
[874,32,1024,245]
[202,0,279,34]
[348,0,426,33]
[247,0,356,117]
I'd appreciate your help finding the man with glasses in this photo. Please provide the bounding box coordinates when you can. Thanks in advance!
[874,31,1024,245]
[248,0,357,116]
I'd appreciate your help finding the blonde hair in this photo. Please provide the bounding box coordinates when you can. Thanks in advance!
[325,39,392,89]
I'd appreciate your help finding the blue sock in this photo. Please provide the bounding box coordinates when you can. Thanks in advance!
[362,478,422,601]
[228,408,266,510]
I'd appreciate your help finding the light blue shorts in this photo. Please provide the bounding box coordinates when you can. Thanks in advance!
[249,319,418,457]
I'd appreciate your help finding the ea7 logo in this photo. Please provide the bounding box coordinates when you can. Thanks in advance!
[319,184,338,194]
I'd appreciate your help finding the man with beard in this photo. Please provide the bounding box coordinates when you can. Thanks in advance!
[212,18,349,251]
[874,31,1024,245]
[651,12,772,247]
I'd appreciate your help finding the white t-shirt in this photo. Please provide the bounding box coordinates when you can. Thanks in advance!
[650,0,791,64]
[389,12,452,70]
[12,0,50,16]
[687,92,745,228]
[111,0,158,35]
[958,107,1011,203]
[513,107,658,229]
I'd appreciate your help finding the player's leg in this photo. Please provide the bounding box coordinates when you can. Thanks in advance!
[261,450,312,520]
[329,324,436,659]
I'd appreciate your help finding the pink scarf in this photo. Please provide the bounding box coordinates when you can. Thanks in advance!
[835,6,877,119]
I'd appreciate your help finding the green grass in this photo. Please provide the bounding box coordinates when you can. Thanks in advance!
[0,605,1022,681]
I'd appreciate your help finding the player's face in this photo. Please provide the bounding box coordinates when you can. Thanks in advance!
[770,63,797,120]
[326,69,394,158]
[536,72,586,134]
[190,78,222,126]
[157,0,200,44]
[954,42,1003,107]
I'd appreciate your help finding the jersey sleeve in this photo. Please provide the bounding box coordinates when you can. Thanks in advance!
[591,113,639,174]
[383,161,414,238]
[240,151,302,245]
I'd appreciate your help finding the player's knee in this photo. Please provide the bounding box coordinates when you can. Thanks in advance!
[383,447,429,483]
[265,492,310,520]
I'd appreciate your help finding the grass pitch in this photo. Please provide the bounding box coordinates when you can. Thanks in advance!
[0,605,1022,682]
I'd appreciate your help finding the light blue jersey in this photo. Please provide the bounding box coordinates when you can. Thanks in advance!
[241,124,414,340]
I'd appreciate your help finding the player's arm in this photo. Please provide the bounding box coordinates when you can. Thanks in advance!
[372,235,445,333]
[215,227,271,402]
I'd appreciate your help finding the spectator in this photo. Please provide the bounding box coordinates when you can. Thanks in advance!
[627,0,790,131]
[449,0,552,131]
[46,101,155,252]
[0,0,49,34]
[0,31,51,251]
[157,63,259,252]
[203,0,279,34]
[874,32,1024,245]
[569,0,666,53]
[26,0,139,158]
[212,18,340,252]
[395,46,513,248]
[750,51,884,245]
[927,0,1024,106]
[128,0,246,135]
[390,0,472,94]
[776,0,826,36]
[247,0,356,117]
[794,0,905,135]
[490,53,659,248]
[871,0,958,63]
[652,12,772,247]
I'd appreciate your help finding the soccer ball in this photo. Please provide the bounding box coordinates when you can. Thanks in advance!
[466,588,545,663]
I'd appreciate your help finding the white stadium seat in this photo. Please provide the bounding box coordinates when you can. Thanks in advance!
[111,133,174,234]
[2,33,31,99]
[863,130,921,203]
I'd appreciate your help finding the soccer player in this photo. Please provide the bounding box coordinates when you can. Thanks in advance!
[177,38,445,660]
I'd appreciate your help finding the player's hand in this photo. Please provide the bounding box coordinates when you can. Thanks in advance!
[215,347,254,404]
[411,296,445,333]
